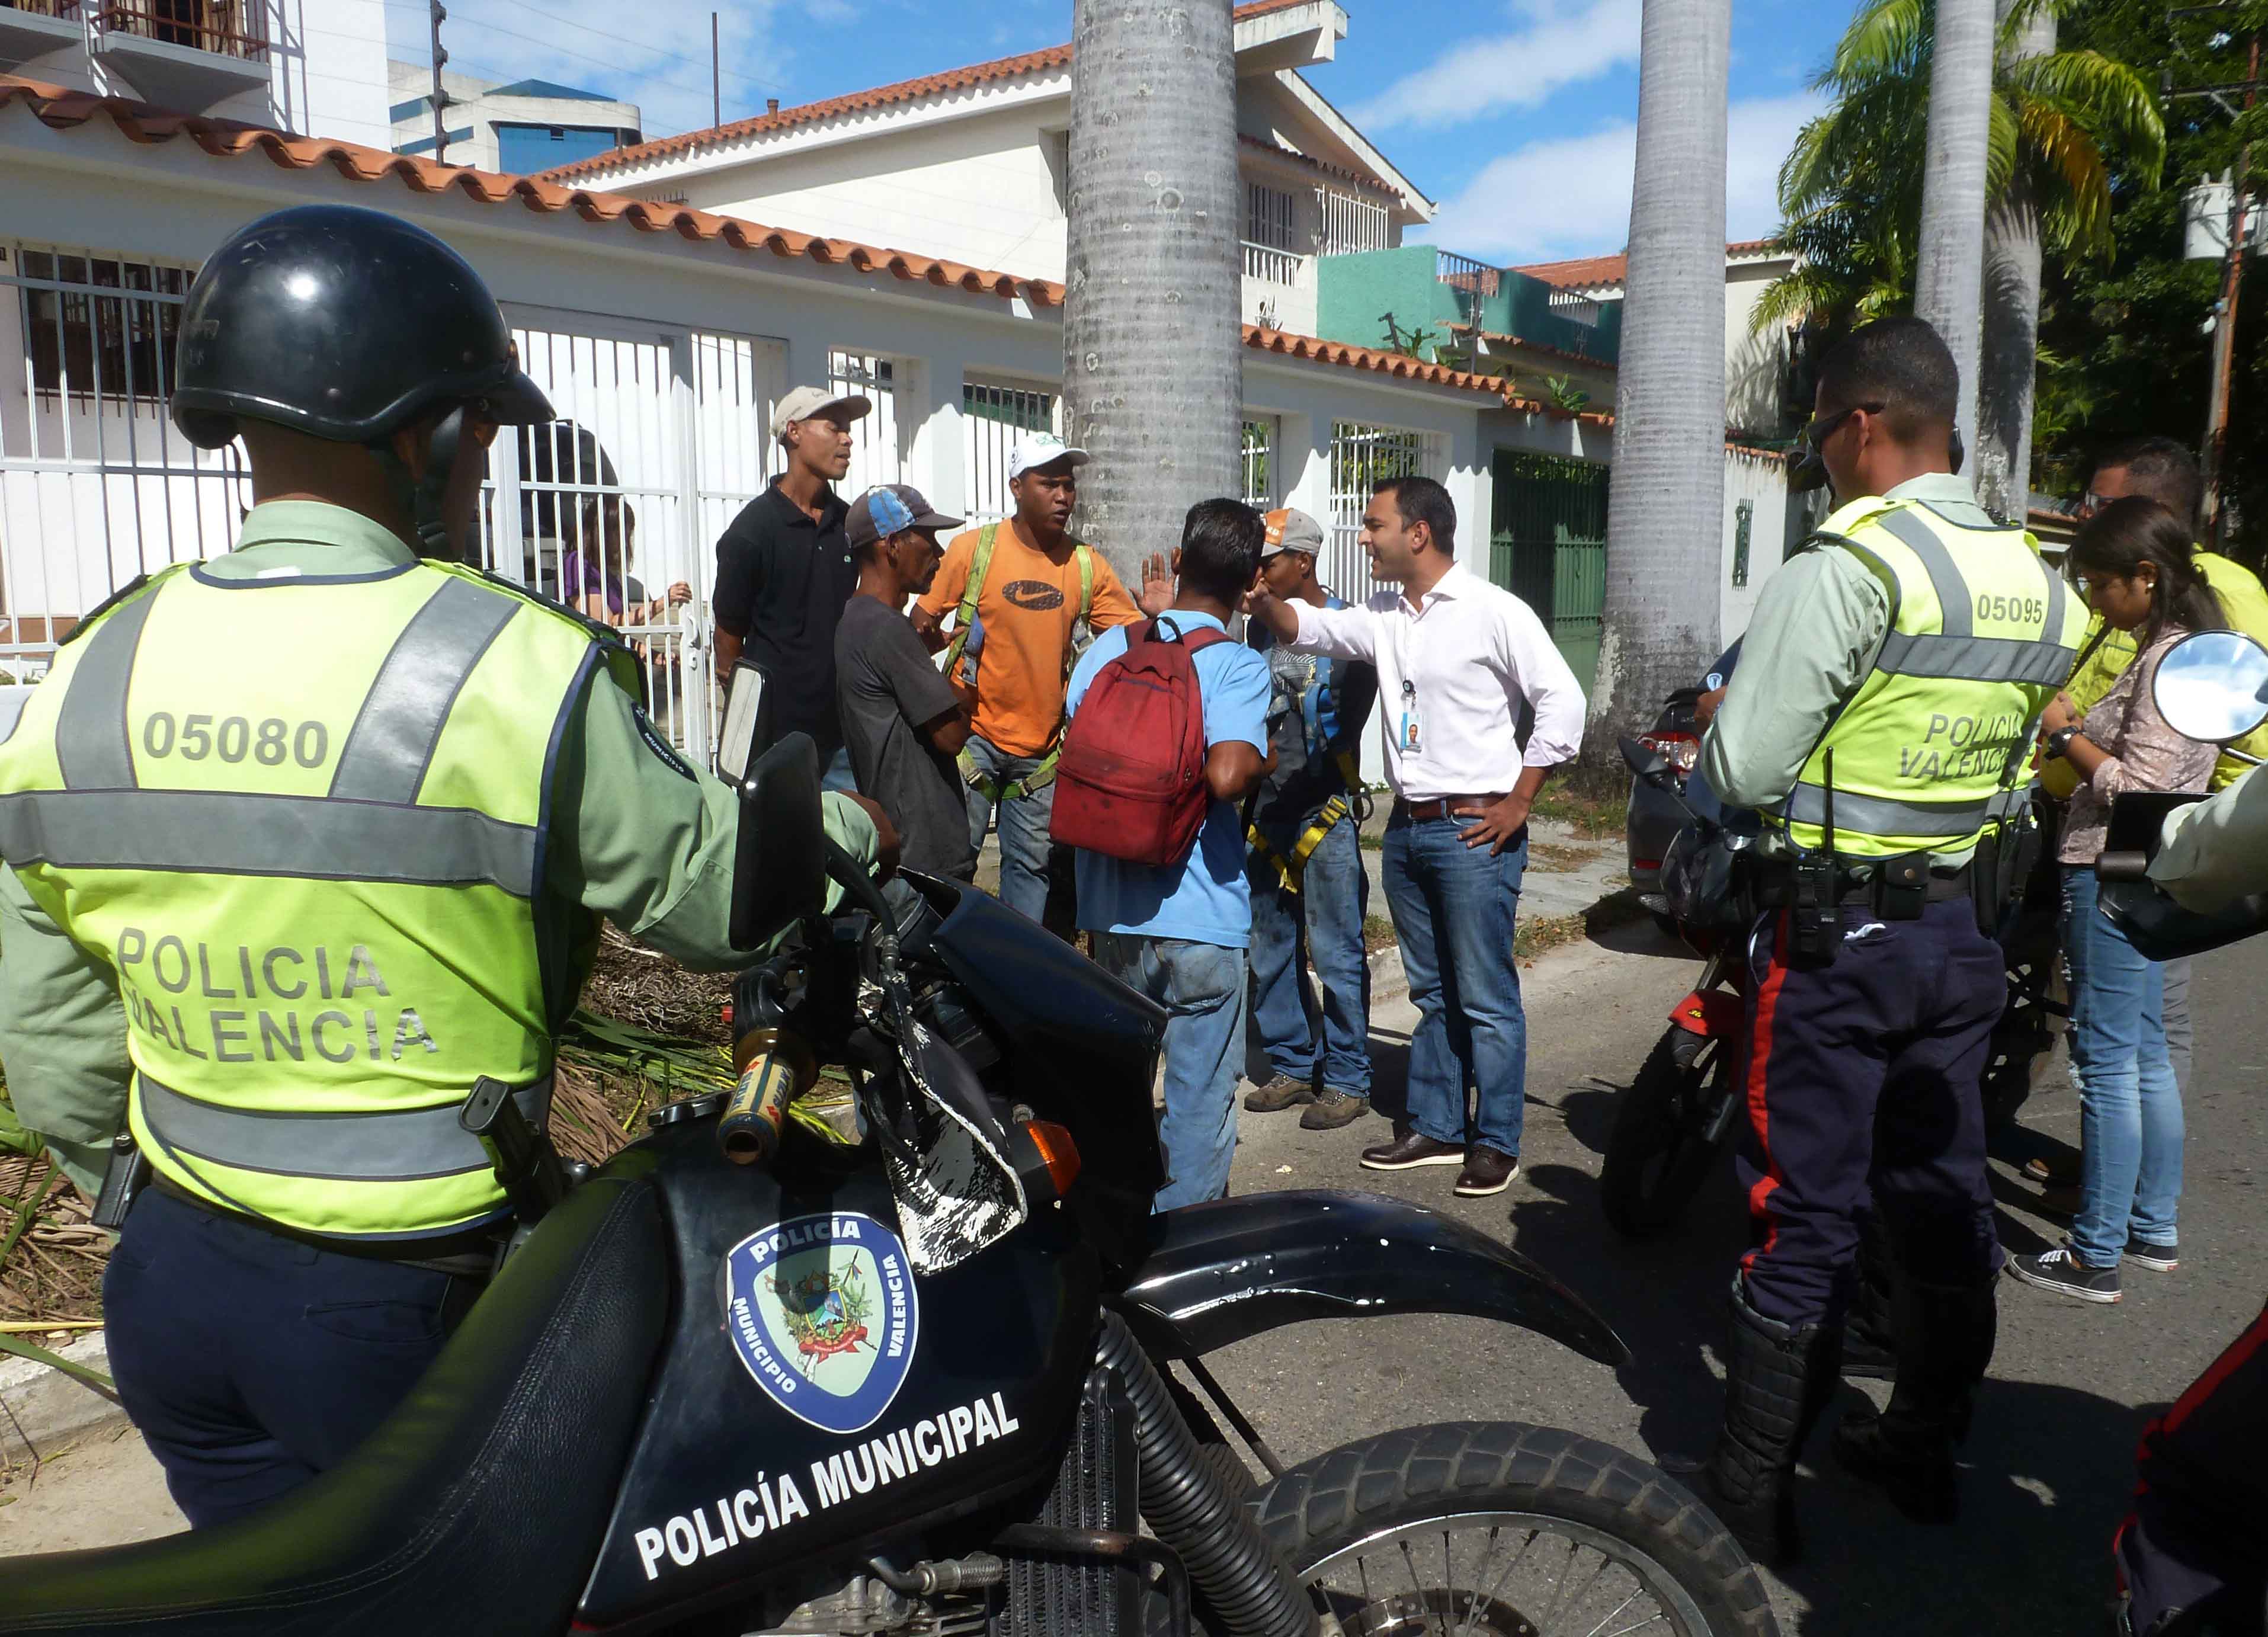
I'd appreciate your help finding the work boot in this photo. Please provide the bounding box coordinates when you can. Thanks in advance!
[1300,1090,1370,1130]
[1693,1280,1841,1566]
[1831,1271,1997,1526]
[1242,1074,1313,1113]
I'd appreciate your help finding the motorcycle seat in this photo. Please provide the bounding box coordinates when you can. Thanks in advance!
[0,1164,671,1636]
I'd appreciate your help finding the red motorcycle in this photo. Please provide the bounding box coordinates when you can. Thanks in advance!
[1600,739,2064,1240]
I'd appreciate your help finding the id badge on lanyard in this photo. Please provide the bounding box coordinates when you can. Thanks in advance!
[1398,677,1422,754]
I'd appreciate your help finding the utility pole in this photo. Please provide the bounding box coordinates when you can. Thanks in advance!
[712,12,722,130]
[428,0,453,165]
[2170,7,2264,543]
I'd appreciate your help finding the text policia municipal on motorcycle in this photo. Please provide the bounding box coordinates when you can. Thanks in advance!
[0,203,884,1531]
[1686,315,2084,1564]
[631,1388,1026,1582]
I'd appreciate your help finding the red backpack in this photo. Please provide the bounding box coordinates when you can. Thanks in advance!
[1050,617,1229,867]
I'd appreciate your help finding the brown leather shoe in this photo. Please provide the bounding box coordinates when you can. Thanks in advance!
[1359,1130,1465,1170]
[1455,1145,1521,1196]
[1242,1074,1314,1113]
[1300,1090,1370,1130]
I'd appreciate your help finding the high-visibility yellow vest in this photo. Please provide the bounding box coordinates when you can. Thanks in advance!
[0,558,635,1239]
[1776,496,2087,860]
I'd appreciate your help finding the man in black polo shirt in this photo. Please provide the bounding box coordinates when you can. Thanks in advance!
[712,384,873,789]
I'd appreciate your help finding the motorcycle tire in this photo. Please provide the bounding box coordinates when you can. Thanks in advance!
[1600,1026,1730,1240]
[1247,1421,1779,1637]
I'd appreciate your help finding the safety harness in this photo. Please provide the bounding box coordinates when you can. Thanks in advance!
[946,520,1097,806]
[1246,630,1370,893]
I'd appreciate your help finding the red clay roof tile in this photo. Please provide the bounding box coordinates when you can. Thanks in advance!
[1514,237,1786,290]
[0,73,1067,307]
[542,0,1315,184]
[2,72,1534,408]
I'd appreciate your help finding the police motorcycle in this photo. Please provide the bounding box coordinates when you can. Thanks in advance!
[2078,630,2268,1637]
[1603,642,2065,1240]
[0,719,1778,1636]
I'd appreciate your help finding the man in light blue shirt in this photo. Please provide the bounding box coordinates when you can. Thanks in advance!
[1066,500,1274,1209]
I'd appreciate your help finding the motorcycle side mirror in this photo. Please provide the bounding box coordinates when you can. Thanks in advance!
[715,659,772,785]
[1618,735,1678,790]
[731,732,827,950]
[2150,630,2268,745]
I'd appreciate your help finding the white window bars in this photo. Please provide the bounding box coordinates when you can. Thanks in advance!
[827,348,904,502]
[1328,421,1439,603]
[0,241,248,678]
[962,379,1061,524]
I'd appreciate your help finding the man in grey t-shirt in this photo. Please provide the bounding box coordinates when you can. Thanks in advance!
[836,485,979,881]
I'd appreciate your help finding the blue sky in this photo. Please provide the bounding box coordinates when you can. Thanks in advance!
[383,0,1853,267]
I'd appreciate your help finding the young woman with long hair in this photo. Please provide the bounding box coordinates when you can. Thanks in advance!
[2008,496,2224,1305]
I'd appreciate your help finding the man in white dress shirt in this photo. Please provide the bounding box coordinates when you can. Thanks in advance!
[1244,476,1586,1195]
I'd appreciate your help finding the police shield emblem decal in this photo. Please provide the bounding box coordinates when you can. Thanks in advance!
[722,1211,920,1434]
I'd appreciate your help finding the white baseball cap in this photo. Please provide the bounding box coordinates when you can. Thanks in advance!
[1007,432,1090,480]
[770,384,873,441]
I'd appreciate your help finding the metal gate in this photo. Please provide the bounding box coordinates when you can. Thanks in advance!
[962,377,1061,524]
[1328,421,1437,603]
[1488,449,1609,690]
[0,241,250,677]
[1241,417,1277,508]
[829,348,902,500]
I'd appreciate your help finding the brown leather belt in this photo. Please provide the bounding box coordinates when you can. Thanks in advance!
[1396,794,1508,823]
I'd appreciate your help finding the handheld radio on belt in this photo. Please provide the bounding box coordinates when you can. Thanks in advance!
[1788,748,1843,967]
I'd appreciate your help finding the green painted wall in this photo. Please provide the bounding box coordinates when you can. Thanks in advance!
[1312,247,1622,367]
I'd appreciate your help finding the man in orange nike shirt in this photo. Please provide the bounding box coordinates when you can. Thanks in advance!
[912,434,1167,925]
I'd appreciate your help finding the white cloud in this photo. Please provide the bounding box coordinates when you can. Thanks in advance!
[1419,89,1823,265]
[1349,0,1641,133]
[390,0,795,139]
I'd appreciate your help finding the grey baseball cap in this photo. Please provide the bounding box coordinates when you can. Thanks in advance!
[846,482,963,550]
[1260,507,1325,558]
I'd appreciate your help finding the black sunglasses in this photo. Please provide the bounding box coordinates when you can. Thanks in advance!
[1799,401,1885,453]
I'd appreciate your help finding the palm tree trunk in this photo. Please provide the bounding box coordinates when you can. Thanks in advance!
[1062,0,1242,584]
[1975,0,2054,523]
[1588,0,1731,757]
[1914,0,1997,467]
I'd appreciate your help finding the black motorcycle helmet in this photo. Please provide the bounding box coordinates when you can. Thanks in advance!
[171,204,553,552]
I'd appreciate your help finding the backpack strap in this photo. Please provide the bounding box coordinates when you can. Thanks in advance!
[941,521,1001,673]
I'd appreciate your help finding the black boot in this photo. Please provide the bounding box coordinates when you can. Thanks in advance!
[1831,1271,1996,1524]
[1697,1281,1841,1566]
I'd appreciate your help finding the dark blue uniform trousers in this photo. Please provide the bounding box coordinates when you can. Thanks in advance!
[2116,1299,2268,1636]
[1735,898,2006,1327]
[104,1187,472,1527]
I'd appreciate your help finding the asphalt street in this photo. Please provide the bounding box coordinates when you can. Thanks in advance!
[1205,921,2268,1636]
[8,919,2267,1637]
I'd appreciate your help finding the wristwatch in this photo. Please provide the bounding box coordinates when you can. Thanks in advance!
[2045,725,2082,761]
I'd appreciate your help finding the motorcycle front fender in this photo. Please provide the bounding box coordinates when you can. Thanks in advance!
[1114,1189,1629,1368]
[1669,986,1743,1039]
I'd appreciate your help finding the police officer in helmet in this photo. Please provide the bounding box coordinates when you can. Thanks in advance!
[1687,316,2084,1561]
[0,204,888,1527]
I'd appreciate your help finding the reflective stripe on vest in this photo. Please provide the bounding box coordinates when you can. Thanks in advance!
[1777,499,2086,859]
[0,556,624,1239]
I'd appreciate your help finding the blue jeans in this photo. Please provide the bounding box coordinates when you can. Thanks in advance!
[1381,811,1528,1155]
[2062,866,2183,1266]
[1247,816,1371,1094]
[962,733,1055,924]
[1092,932,1247,1210]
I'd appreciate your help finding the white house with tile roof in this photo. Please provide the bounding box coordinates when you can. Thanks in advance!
[0,68,1616,771]
[538,0,1427,339]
